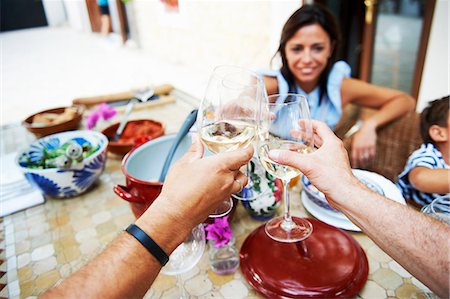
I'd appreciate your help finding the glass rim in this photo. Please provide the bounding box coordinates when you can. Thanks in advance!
[421,194,450,214]
[211,65,263,86]
[267,93,308,106]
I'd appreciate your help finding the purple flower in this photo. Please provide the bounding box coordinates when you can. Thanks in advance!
[205,216,233,248]
[98,103,117,120]
[86,112,100,130]
[85,103,117,130]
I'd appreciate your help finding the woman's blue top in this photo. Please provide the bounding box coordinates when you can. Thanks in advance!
[258,61,351,130]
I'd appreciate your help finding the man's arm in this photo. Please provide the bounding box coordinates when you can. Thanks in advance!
[409,167,450,194]
[42,137,253,298]
[333,181,449,297]
[269,121,450,298]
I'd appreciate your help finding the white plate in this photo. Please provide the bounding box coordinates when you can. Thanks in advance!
[302,169,406,231]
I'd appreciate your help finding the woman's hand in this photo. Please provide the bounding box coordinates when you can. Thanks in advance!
[350,121,377,168]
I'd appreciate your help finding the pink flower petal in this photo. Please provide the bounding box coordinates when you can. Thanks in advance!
[86,112,100,130]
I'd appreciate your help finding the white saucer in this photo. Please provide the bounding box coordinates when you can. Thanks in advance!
[302,170,406,232]
[302,193,361,231]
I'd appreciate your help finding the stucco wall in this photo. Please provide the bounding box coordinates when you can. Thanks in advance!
[131,1,300,75]
[416,0,449,111]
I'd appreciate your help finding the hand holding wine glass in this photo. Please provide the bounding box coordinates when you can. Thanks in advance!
[198,65,264,217]
[257,94,314,242]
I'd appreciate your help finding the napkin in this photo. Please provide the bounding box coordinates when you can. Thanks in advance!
[0,153,45,217]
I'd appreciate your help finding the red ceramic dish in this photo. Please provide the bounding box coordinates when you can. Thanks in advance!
[240,219,368,298]
[101,119,164,155]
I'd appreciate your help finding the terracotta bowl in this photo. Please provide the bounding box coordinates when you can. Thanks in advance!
[101,119,164,156]
[22,106,83,138]
[114,132,237,221]
[114,133,193,218]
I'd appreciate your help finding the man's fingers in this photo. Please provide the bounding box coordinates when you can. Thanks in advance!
[216,146,254,171]
[311,120,337,144]
[180,134,204,163]
[232,172,248,193]
[268,149,312,173]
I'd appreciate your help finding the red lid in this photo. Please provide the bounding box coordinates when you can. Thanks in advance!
[239,219,368,298]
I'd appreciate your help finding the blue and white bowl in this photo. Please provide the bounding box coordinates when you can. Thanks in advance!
[302,169,385,216]
[16,130,108,198]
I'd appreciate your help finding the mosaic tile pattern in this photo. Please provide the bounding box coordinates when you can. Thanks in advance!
[1,92,439,298]
[0,218,7,299]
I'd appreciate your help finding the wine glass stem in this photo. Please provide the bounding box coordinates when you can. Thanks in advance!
[177,274,188,299]
[281,179,294,231]
[245,162,250,187]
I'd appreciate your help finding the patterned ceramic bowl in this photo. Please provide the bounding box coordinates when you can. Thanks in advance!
[235,157,283,221]
[302,169,385,215]
[16,130,108,198]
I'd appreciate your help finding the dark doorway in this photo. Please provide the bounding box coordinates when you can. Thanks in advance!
[315,0,366,78]
[1,0,48,32]
[316,0,435,99]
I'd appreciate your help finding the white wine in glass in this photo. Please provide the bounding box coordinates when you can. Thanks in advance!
[198,65,263,217]
[199,120,256,154]
[257,94,313,243]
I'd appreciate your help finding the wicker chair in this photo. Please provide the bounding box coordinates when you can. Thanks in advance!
[342,111,422,182]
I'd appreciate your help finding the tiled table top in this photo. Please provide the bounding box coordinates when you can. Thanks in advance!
[1,90,435,298]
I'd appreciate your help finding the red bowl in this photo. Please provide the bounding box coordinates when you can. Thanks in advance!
[113,133,238,221]
[114,133,190,218]
[101,119,164,155]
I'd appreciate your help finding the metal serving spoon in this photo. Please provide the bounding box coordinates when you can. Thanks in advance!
[110,87,155,141]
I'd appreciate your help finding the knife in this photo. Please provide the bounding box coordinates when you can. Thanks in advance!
[72,84,174,107]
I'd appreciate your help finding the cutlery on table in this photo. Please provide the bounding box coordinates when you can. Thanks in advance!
[72,84,174,107]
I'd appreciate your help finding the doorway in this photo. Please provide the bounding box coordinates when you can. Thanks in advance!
[1,0,48,32]
[316,0,435,98]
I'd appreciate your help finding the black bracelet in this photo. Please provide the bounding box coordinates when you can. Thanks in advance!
[125,224,169,266]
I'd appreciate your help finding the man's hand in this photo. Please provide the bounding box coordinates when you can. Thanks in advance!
[148,135,253,229]
[268,120,359,204]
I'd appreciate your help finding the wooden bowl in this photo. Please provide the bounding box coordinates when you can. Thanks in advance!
[22,106,83,138]
[101,119,164,155]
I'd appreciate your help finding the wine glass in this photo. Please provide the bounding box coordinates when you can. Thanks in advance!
[160,224,206,298]
[197,65,265,217]
[257,93,314,242]
[421,195,450,224]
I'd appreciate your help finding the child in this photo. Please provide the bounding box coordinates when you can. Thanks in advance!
[397,96,450,206]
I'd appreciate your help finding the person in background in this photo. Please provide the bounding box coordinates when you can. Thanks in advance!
[260,4,415,168]
[42,124,448,298]
[397,96,450,206]
[97,0,111,37]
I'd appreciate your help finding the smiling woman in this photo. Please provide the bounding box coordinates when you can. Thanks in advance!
[260,4,415,169]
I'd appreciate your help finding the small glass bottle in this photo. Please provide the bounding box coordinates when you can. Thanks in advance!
[209,237,239,275]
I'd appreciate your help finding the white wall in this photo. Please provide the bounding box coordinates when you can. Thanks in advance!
[42,0,67,26]
[132,0,302,76]
[417,0,449,112]
[269,0,303,69]
[63,0,91,32]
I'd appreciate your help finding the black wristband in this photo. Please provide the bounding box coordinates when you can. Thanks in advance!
[125,224,169,266]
